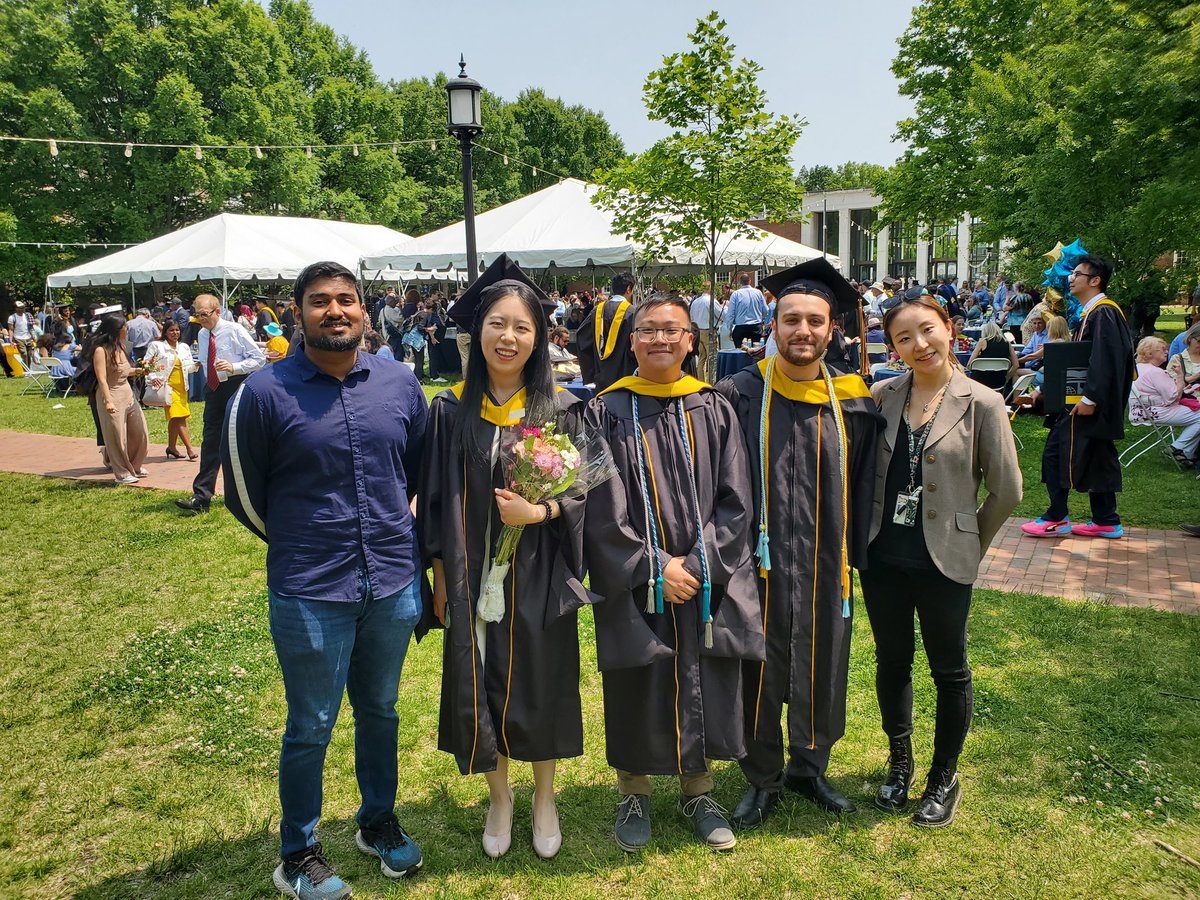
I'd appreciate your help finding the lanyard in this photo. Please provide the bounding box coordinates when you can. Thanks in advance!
[902,385,945,494]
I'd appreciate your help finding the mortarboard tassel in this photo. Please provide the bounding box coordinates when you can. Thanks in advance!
[842,565,852,618]
[704,620,713,650]
[755,528,771,571]
[655,576,664,615]
[646,579,655,615]
[702,582,713,649]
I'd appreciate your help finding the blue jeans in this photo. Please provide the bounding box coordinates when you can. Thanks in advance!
[269,575,421,858]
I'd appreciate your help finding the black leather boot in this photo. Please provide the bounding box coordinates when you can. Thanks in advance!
[911,765,961,828]
[874,737,914,812]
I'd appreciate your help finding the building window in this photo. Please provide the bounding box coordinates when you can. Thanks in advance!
[968,216,999,285]
[816,210,839,257]
[889,220,916,280]
[929,221,958,282]
[850,209,878,283]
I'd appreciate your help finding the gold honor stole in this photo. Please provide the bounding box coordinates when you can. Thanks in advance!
[595,299,631,360]
[756,359,871,403]
[599,374,711,398]
[449,383,567,426]
[1069,297,1133,404]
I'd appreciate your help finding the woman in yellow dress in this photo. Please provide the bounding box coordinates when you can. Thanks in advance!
[144,319,199,460]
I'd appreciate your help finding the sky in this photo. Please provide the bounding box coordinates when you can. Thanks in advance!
[286,0,917,170]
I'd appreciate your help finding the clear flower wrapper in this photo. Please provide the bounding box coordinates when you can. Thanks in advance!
[478,421,618,623]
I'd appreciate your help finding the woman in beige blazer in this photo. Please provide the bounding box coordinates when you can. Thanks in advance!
[861,294,1021,828]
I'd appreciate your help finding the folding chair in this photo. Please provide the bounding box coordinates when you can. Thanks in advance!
[20,356,54,398]
[1121,392,1182,469]
[42,357,75,399]
[865,341,889,365]
[966,356,1010,395]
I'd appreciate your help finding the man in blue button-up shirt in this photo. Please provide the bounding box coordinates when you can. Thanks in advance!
[223,261,428,899]
[727,272,769,349]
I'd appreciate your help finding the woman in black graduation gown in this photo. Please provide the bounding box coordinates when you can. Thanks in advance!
[418,259,590,861]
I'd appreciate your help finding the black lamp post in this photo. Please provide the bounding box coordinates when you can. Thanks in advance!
[446,55,484,283]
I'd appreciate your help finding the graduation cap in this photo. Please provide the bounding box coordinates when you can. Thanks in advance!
[759,257,861,319]
[447,253,555,329]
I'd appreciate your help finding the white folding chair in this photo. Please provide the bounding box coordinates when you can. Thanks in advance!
[20,356,54,398]
[42,357,75,399]
[966,356,1011,394]
[865,341,889,364]
[1121,392,1182,469]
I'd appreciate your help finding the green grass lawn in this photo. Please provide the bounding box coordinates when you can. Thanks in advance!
[0,474,1198,898]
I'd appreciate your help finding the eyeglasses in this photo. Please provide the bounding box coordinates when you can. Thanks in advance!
[634,326,687,343]
[1069,269,1095,280]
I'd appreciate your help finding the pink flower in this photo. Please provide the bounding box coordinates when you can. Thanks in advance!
[521,426,542,437]
[532,450,564,479]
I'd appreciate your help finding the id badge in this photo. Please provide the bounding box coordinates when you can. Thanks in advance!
[892,487,922,527]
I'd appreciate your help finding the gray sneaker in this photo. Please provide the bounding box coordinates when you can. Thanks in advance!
[679,793,736,850]
[614,793,651,851]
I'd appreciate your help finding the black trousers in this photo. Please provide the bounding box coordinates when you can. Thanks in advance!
[860,558,973,772]
[191,376,244,503]
[740,739,831,788]
[731,324,763,348]
[1041,414,1119,525]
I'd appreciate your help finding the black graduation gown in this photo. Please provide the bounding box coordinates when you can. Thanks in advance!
[1043,300,1134,493]
[715,364,882,758]
[417,389,594,775]
[577,299,637,390]
[583,385,764,775]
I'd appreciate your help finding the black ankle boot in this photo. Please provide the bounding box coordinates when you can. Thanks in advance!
[912,765,961,828]
[874,737,914,812]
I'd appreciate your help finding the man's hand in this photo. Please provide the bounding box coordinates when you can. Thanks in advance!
[213,358,234,373]
[661,557,700,604]
[1070,402,1096,417]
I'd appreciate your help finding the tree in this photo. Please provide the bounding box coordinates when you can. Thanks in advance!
[797,161,888,193]
[880,0,1200,302]
[0,0,629,300]
[593,12,803,380]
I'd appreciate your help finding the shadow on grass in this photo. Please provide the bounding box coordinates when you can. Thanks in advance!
[73,772,890,899]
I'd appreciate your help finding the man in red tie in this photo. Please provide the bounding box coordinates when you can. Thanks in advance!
[176,294,265,513]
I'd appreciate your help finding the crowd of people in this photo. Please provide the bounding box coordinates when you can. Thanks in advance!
[2,251,1190,900]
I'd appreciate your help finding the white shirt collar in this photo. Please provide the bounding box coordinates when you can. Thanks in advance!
[1082,292,1107,314]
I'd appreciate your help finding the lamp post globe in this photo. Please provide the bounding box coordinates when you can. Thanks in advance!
[446,55,483,283]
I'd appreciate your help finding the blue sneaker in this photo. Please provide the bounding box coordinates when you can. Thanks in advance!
[272,843,351,899]
[356,813,423,878]
[1072,522,1124,539]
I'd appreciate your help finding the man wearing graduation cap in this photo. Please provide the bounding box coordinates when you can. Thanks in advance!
[582,293,764,852]
[576,273,638,390]
[715,258,883,826]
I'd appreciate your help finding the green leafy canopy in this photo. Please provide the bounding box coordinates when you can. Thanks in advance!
[593,12,803,274]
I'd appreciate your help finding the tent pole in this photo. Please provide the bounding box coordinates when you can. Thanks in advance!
[222,276,228,304]
[129,278,134,313]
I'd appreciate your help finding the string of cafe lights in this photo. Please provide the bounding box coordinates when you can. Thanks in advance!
[0,134,580,183]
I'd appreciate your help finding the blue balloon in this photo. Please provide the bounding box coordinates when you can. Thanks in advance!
[1061,238,1087,264]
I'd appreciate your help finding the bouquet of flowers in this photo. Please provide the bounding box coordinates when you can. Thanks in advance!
[139,347,172,408]
[478,421,617,623]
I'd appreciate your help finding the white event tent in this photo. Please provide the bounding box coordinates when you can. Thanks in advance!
[45,213,415,297]
[361,178,837,278]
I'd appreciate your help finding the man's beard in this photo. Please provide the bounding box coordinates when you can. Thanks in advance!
[302,317,364,352]
[778,336,828,368]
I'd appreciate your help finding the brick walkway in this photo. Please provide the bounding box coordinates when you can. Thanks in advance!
[1,429,1197,613]
[0,428,213,496]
